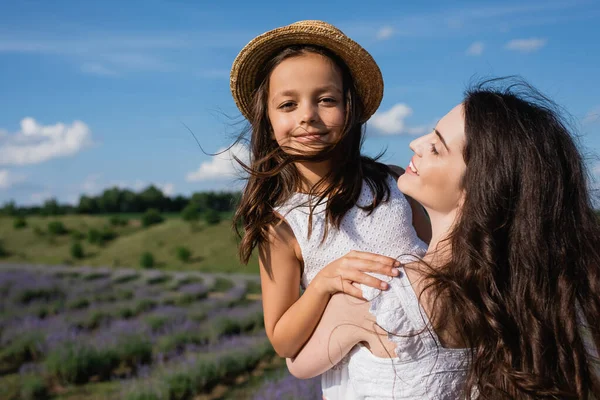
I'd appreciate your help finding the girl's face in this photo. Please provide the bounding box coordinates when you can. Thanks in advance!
[267,52,346,154]
[397,104,467,215]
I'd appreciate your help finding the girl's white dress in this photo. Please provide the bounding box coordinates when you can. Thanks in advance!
[274,175,426,400]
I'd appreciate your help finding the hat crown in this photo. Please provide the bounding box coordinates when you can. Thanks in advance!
[230,19,383,123]
[289,20,345,35]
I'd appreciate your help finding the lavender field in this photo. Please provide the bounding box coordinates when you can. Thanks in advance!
[0,264,321,400]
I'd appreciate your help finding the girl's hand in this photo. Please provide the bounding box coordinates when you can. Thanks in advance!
[313,250,400,299]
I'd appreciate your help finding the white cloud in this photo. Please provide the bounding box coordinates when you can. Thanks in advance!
[186,143,249,182]
[370,104,429,136]
[0,118,93,166]
[466,41,485,56]
[376,26,395,40]
[583,106,600,125]
[0,169,26,190]
[159,183,175,196]
[505,38,547,53]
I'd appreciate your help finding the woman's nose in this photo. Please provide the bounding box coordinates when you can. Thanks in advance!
[409,138,421,156]
[409,134,429,156]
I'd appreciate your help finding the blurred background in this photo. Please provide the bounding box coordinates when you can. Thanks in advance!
[1,0,599,399]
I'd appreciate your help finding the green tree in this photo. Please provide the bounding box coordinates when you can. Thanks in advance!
[13,216,27,229]
[109,215,128,226]
[77,195,98,214]
[176,246,191,262]
[139,186,166,211]
[71,242,84,259]
[41,198,64,216]
[97,187,122,213]
[120,189,141,213]
[48,221,68,235]
[204,209,221,225]
[142,209,164,227]
[170,195,189,212]
[181,203,201,223]
[140,252,155,269]
[0,240,8,257]
[1,200,18,216]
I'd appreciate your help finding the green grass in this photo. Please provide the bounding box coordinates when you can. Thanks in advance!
[0,215,259,273]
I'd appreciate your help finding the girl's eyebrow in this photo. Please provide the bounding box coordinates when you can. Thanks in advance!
[273,89,298,98]
[315,84,343,94]
[434,129,449,151]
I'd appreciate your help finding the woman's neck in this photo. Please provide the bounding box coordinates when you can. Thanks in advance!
[295,160,333,192]
[421,207,460,267]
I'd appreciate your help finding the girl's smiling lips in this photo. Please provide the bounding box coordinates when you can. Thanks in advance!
[293,132,329,142]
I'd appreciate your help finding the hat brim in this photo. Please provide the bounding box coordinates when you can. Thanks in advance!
[230,21,383,123]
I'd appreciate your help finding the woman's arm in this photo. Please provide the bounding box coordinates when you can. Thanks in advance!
[285,292,373,379]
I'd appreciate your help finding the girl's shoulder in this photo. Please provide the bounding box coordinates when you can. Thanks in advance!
[386,164,405,180]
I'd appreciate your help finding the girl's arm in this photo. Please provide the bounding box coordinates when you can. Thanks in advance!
[260,220,400,358]
[259,221,329,358]
[285,291,395,379]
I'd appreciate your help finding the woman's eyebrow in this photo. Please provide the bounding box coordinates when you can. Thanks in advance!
[435,129,449,151]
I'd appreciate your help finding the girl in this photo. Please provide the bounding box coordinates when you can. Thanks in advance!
[230,20,431,399]
[287,79,600,399]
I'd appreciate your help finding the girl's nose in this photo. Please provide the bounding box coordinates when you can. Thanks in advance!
[299,103,318,125]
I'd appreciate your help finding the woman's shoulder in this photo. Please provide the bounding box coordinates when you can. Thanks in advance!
[360,267,426,334]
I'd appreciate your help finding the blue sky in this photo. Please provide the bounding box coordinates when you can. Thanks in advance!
[1,0,599,205]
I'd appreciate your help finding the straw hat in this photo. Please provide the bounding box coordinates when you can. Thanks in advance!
[230,20,383,123]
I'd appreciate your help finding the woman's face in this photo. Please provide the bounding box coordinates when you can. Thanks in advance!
[397,104,467,215]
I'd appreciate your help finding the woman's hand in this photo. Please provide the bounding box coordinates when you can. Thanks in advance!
[312,250,400,299]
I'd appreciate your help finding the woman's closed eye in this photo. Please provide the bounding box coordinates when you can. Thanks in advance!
[430,143,439,155]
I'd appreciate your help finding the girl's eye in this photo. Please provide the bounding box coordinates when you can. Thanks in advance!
[320,97,337,105]
[430,143,439,155]
[279,102,295,110]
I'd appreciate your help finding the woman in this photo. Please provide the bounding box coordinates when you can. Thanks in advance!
[287,79,600,399]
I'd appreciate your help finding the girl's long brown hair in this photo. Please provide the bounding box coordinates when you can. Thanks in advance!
[233,45,391,269]
[425,79,600,399]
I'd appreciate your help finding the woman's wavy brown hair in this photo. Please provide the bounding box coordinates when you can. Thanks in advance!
[425,78,600,399]
[233,45,391,268]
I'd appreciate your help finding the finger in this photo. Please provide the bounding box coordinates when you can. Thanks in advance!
[344,271,389,290]
[340,281,366,300]
[343,258,400,277]
[348,251,401,267]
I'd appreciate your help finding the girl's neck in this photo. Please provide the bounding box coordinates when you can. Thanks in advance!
[295,160,333,193]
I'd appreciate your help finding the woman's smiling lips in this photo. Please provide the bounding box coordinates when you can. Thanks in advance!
[407,159,419,175]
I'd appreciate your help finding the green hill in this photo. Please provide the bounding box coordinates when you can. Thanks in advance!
[0,215,259,274]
